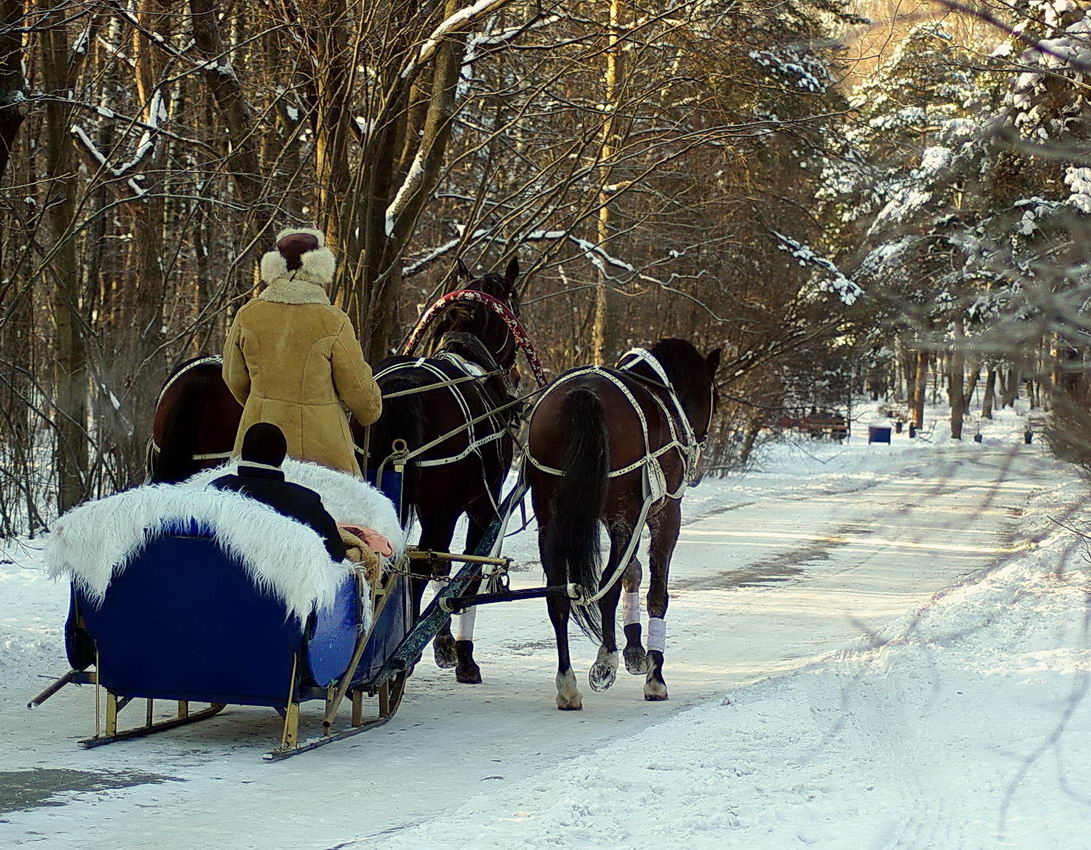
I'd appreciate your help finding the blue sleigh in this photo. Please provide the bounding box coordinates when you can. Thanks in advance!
[33,470,414,760]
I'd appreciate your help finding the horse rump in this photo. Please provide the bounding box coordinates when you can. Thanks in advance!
[542,386,609,642]
[151,372,212,483]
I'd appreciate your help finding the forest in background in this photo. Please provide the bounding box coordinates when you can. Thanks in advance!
[2,0,1090,534]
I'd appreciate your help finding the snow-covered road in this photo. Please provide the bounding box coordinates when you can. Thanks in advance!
[1,428,1086,848]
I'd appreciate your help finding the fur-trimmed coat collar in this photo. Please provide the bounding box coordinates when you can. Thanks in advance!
[259,278,330,305]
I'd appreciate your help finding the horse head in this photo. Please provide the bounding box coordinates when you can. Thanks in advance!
[642,337,721,444]
[429,258,522,375]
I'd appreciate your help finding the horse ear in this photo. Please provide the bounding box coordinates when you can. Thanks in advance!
[457,258,473,280]
[706,348,722,376]
[504,257,520,289]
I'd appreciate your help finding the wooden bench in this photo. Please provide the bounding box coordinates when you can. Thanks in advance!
[772,413,849,442]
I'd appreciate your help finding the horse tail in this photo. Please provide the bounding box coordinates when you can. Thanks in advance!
[543,386,609,642]
[151,374,208,484]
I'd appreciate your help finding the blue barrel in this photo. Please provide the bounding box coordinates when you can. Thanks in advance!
[868,426,892,444]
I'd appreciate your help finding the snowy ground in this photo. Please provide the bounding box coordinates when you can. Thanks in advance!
[2,401,1090,848]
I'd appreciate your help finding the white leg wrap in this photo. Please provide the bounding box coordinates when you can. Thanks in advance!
[622,591,641,627]
[428,579,445,601]
[647,617,666,653]
[455,605,477,641]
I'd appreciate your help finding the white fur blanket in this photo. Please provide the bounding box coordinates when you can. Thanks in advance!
[46,486,359,623]
[183,459,405,556]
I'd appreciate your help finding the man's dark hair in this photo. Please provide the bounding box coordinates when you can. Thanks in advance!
[240,422,287,467]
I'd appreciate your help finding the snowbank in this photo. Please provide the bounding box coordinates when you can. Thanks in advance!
[379,479,1091,848]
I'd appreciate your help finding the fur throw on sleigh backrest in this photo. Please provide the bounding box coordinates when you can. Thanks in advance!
[183,458,405,556]
[45,486,355,622]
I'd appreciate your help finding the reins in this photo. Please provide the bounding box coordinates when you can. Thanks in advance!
[366,383,549,488]
[378,368,505,400]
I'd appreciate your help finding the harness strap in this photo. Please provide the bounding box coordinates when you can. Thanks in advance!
[525,363,691,496]
[575,463,658,607]
[191,451,233,461]
[156,355,223,409]
[375,357,498,470]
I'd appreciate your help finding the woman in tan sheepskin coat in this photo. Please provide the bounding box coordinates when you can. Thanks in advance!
[222,227,382,476]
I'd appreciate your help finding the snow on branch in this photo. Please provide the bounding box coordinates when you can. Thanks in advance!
[749,48,830,94]
[385,150,426,237]
[70,124,149,198]
[772,231,863,306]
[400,0,518,80]
[403,231,486,278]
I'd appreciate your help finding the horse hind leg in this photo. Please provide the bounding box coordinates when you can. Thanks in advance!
[416,509,460,670]
[644,501,681,702]
[551,594,583,710]
[621,557,648,675]
[543,520,582,710]
[588,521,631,692]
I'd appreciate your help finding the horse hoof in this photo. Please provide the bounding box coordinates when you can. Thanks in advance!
[454,640,480,683]
[556,670,582,710]
[455,663,482,685]
[644,681,669,701]
[433,634,457,669]
[623,646,647,675]
[588,661,617,692]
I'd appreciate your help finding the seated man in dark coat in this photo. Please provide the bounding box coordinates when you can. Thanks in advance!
[212,422,346,561]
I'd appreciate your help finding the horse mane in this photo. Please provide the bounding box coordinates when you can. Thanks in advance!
[646,338,709,398]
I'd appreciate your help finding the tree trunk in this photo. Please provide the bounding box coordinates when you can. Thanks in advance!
[126,0,170,476]
[948,320,965,440]
[591,0,622,363]
[739,417,760,466]
[911,349,928,429]
[981,368,996,419]
[962,363,979,409]
[1001,367,1019,408]
[42,8,89,512]
[189,0,262,205]
[0,0,25,183]
[311,0,352,242]
[358,0,468,361]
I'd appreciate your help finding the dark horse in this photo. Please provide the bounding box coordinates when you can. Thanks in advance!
[355,258,524,684]
[148,355,242,483]
[526,339,720,709]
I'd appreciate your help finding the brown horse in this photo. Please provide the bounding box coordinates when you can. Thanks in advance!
[355,259,525,685]
[526,338,720,709]
[148,356,242,483]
